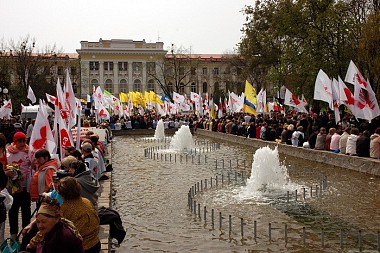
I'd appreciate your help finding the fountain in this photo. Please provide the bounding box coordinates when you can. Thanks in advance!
[238,146,295,199]
[154,119,165,140]
[113,135,380,252]
[169,125,195,152]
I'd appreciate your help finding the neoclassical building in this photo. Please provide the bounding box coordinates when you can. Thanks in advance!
[77,38,244,99]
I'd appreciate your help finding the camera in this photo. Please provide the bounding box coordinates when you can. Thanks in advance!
[52,171,71,181]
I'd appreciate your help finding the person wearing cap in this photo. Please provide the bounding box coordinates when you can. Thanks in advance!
[26,198,83,253]
[7,122,26,144]
[81,141,99,180]
[68,161,99,206]
[6,131,32,239]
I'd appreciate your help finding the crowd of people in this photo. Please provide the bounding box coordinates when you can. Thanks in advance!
[0,116,117,253]
[110,109,380,159]
[0,107,379,252]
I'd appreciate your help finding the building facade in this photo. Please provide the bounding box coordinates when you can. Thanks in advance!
[77,39,167,98]
[76,38,244,99]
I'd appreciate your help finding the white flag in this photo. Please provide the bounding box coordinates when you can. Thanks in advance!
[314,69,333,109]
[27,85,36,104]
[345,60,368,89]
[173,91,185,104]
[285,88,308,113]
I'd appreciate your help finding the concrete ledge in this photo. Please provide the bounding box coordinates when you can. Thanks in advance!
[112,128,180,136]
[195,129,380,176]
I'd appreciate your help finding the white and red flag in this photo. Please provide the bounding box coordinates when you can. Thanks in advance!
[29,100,56,158]
[27,85,36,104]
[345,60,368,89]
[57,111,74,159]
[345,61,380,121]
[314,69,333,109]
[64,69,77,128]
[337,76,355,112]
[46,94,56,104]
[55,79,69,123]
[284,88,308,113]
[257,88,267,113]
[0,100,12,119]
[173,91,185,104]
[331,78,341,123]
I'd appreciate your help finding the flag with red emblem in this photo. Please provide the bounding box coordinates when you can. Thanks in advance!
[28,100,56,158]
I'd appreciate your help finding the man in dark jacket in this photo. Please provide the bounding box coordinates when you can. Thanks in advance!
[356,130,371,157]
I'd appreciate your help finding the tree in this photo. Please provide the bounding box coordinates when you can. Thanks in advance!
[5,36,60,113]
[238,0,379,107]
[147,44,200,99]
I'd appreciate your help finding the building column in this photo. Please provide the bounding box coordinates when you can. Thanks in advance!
[142,61,147,92]
[80,61,89,98]
[128,61,133,91]
[113,61,119,95]
[99,61,104,90]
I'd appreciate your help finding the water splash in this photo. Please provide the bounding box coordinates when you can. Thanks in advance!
[238,146,294,200]
[169,125,195,152]
[154,119,165,139]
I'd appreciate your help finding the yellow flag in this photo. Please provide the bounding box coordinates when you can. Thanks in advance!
[119,92,128,103]
[243,80,257,115]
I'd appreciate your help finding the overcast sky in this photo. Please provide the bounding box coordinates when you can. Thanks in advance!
[1,0,252,54]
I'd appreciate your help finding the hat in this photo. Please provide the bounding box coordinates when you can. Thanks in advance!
[37,202,61,218]
[81,142,93,152]
[13,132,27,142]
[14,123,22,129]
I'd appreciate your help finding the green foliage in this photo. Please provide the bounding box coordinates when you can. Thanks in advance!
[239,0,380,106]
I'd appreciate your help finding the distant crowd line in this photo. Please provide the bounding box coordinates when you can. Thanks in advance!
[108,110,380,160]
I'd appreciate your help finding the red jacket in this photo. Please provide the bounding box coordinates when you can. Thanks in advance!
[30,159,59,201]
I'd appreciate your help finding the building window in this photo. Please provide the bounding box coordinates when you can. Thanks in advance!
[90,79,98,93]
[72,82,77,93]
[105,79,113,93]
[118,62,128,71]
[133,62,142,72]
[224,67,230,74]
[202,67,208,75]
[89,61,99,71]
[147,79,155,92]
[70,67,77,75]
[104,62,114,71]
[191,82,197,92]
[191,67,196,75]
[146,62,156,74]
[134,79,141,92]
[179,82,185,93]
[213,67,219,75]
[57,67,64,75]
[202,82,208,93]
[120,79,127,93]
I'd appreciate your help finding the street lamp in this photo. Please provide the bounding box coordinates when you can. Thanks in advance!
[0,87,9,106]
